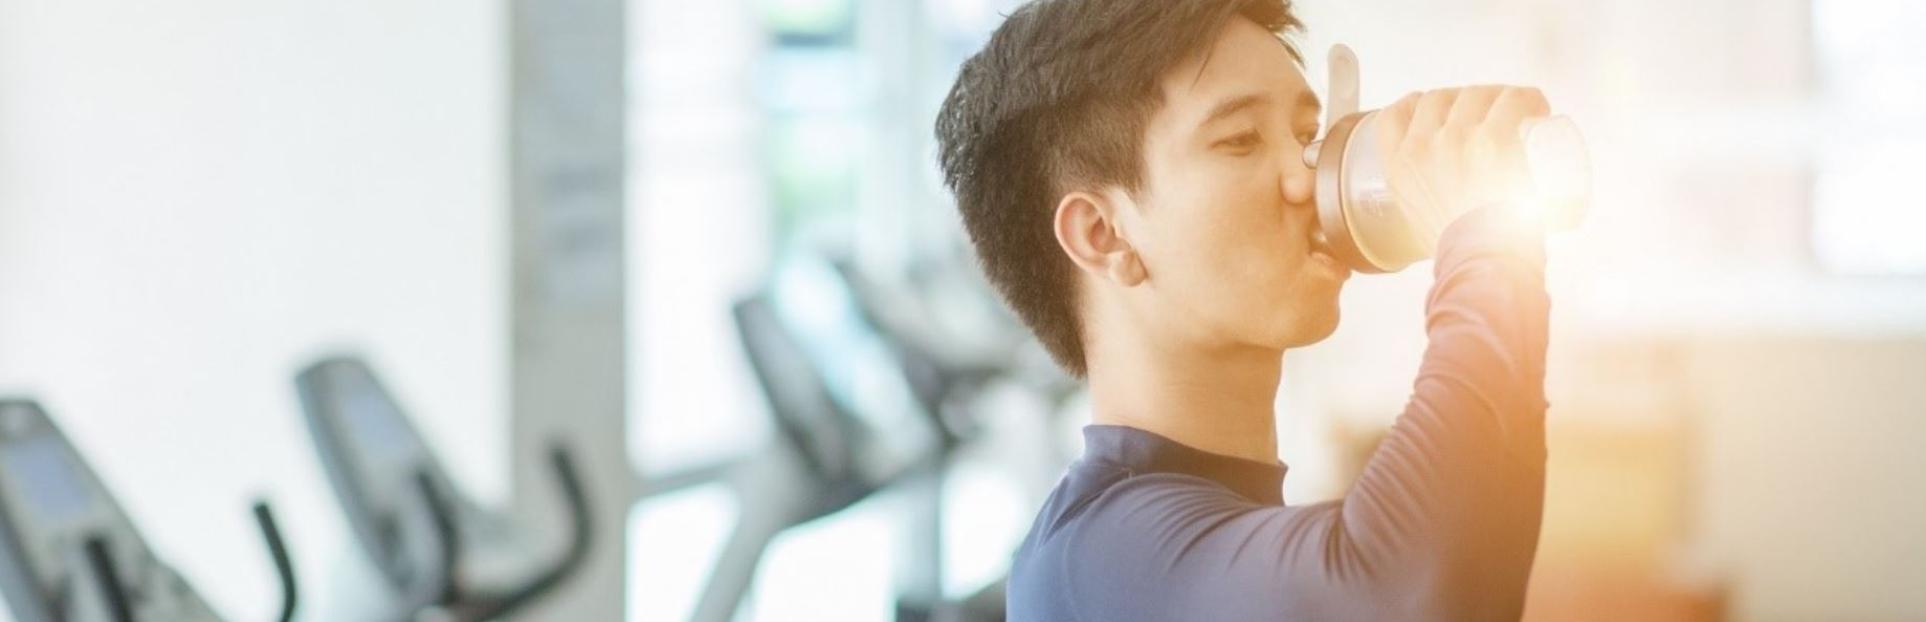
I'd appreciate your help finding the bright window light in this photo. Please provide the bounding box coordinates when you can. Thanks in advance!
[1810,0,1926,275]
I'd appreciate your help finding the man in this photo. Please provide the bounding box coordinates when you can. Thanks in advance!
[934,0,1552,619]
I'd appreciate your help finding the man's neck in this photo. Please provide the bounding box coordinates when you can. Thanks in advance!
[1085,330,1284,464]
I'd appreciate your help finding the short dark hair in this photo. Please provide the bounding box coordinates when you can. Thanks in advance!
[935,0,1302,377]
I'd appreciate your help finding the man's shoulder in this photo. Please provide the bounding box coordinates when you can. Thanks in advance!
[1008,466,1294,621]
[1015,461,1273,579]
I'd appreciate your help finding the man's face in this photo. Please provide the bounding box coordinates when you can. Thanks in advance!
[1118,17,1347,352]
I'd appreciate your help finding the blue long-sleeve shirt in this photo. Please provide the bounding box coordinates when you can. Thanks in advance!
[1007,208,1551,621]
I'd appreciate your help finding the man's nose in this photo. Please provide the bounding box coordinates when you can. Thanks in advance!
[1281,142,1315,206]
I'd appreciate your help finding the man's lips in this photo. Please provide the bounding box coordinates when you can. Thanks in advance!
[1308,230,1335,261]
[1308,233,1350,279]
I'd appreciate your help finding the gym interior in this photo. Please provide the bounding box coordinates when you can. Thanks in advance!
[0,0,1921,620]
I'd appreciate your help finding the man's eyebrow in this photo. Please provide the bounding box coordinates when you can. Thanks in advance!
[1199,93,1271,128]
[1200,91,1324,129]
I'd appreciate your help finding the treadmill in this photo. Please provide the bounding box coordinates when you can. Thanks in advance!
[292,357,590,622]
[0,400,296,622]
[827,259,1045,622]
[651,253,983,622]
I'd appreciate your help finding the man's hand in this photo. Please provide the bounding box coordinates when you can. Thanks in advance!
[1372,86,1552,249]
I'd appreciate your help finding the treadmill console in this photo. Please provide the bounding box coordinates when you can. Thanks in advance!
[0,401,223,622]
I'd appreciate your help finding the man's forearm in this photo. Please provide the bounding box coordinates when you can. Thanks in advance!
[1334,206,1550,617]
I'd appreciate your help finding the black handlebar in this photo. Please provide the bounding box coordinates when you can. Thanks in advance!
[408,441,594,622]
[463,443,593,621]
[82,536,135,622]
[250,501,299,622]
[69,504,296,622]
[412,470,464,608]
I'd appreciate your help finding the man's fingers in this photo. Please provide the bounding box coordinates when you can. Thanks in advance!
[1404,89,1459,144]
[1446,85,1504,128]
[1485,87,1551,129]
[1374,91,1422,155]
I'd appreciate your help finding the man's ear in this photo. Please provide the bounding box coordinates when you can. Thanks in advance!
[1053,190,1148,287]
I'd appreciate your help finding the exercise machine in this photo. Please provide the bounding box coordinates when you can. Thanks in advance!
[627,252,945,622]
[292,358,590,621]
[830,259,1086,622]
[652,252,1041,622]
[0,400,296,622]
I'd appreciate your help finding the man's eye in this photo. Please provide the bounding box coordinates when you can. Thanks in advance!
[1214,131,1262,152]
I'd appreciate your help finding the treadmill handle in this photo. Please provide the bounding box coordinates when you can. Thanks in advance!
[250,501,298,622]
[463,441,594,621]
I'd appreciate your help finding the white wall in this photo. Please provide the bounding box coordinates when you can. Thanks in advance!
[0,1,507,619]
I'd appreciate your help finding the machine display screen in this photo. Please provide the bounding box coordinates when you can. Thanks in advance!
[338,384,420,462]
[1,435,96,523]
[771,257,940,481]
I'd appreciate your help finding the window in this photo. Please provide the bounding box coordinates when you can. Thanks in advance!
[1810,0,1926,275]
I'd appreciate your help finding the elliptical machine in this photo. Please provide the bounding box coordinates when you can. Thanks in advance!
[0,400,297,622]
[292,357,591,622]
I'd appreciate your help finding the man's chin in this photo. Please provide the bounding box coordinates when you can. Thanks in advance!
[1280,305,1342,349]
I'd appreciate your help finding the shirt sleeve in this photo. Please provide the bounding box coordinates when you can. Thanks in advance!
[1064,207,1551,621]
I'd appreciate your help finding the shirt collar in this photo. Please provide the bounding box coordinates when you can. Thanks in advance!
[1080,424,1287,505]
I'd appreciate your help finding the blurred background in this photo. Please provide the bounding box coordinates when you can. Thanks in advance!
[1,0,1922,620]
